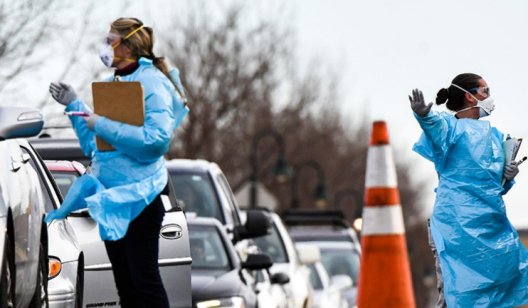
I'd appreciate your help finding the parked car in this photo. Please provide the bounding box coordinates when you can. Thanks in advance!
[166,159,271,253]
[25,157,84,307]
[0,106,50,307]
[189,217,289,308]
[248,210,316,308]
[307,261,351,308]
[285,210,361,307]
[43,159,192,307]
[283,209,361,252]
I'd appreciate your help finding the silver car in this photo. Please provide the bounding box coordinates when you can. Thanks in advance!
[0,106,49,307]
[43,159,192,308]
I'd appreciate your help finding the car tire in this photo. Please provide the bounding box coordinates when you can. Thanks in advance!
[74,264,83,308]
[29,242,48,308]
[0,235,15,308]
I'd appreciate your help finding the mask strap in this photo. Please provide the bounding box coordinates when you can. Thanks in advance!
[111,25,145,49]
[451,83,478,101]
[123,25,145,40]
[451,83,480,115]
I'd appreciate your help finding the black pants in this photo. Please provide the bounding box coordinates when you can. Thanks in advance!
[104,194,169,308]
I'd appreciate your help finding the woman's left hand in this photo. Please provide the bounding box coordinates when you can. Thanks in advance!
[84,113,101,131]
[504,162,520,181]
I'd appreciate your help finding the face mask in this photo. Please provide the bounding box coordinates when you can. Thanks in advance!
[451,83,495,118]
[99,43,114,67]
[99,25,145,68]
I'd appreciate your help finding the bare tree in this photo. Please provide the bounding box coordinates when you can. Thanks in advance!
[161,2,435,305]
[0,0,61,95]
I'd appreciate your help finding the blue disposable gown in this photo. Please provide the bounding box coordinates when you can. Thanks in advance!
[46,57,188,241]
[413,111,528,307]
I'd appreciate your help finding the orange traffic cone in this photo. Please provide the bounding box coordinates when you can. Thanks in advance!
[357,121,416,308]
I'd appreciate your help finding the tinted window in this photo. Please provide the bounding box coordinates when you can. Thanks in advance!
[253,224,288,263]
[188,224,230,270]
[215,174,241,225]
[170,173,221,221]
[308,263,323,290]
[50,171,80,197]
[320,248,360,283]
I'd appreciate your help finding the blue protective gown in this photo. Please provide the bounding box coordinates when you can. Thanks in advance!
[46,57,188,241]
[413,111,528,307]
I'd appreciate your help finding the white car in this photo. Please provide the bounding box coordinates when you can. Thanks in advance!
[41,158,192,308]
[250,211,317,308]
[307,261,351,308]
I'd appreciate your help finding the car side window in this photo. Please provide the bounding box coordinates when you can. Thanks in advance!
[216,174,241,226]
[170,172,223,221]
[253,224,289,263]
[20,146,59,212]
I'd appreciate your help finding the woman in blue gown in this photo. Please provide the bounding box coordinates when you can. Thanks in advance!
[409,73,528,307]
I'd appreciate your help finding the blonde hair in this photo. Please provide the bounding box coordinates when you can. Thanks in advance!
[111,17,170,79]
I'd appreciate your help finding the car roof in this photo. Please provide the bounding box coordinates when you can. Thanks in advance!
[44,160,86,174]
[299,240,358,251]
[30,138,89,165]
[166,159,221,174]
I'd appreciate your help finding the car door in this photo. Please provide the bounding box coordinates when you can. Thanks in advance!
[0,140,45,303]
[158,195,192,307]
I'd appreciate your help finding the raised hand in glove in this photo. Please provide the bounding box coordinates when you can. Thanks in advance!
[49,82,78,106]
[409,88,433,117]
[504,162,520,181]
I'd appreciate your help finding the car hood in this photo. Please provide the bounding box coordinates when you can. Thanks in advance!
[191,269,243,301]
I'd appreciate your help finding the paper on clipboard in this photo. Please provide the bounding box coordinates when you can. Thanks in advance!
[504,135,522,165]
[92,81,144,151]
[502,135,522,185]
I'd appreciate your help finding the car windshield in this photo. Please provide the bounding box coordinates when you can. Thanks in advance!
[170,173,222,221]
[308,263,323,290]
[50,170,79,197]
[188,224,231,270]
[253,224,288,263]
[319,248,360,283]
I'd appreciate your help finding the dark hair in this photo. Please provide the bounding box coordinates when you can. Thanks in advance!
[435,73,482,111]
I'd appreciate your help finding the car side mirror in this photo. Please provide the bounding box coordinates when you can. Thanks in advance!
[330,274,353,290]
[295,243,320,265]
[241,253,273,270]
[270,272,290,285]
[0,106,43,140]
[234,209,271,242]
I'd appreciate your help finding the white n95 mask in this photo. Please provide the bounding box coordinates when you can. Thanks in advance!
[451,83,495,118]
[476,97,495,117]
[99,43,114,68]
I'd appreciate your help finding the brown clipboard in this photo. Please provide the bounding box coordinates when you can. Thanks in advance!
[92,81,145,151]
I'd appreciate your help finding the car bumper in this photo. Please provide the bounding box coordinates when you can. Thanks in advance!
[48,261,79,307]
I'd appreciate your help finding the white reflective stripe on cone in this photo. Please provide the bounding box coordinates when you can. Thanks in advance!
[365,145,398,188]
[362,205,405,235]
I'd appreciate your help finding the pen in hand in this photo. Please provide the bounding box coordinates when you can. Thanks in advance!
[515,156,527,166]
[64,111,89,117]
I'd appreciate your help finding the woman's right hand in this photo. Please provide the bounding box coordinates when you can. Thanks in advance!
[49,82,78,106]
[409,88,433,117]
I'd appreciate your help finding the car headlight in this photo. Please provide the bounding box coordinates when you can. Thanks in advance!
[196,296,245,308]
[48,256,62,280]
